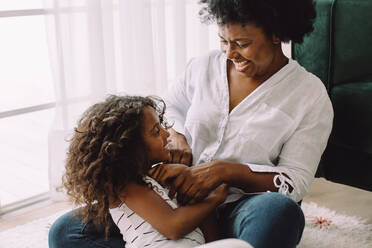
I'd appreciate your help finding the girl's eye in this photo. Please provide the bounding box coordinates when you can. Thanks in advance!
[220,40,228,44]
[154,127,160,136]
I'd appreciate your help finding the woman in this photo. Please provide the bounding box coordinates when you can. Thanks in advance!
[49,0,332,247]
[151,0,333,247]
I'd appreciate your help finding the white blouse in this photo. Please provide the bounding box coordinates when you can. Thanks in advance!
[164,50,333,203]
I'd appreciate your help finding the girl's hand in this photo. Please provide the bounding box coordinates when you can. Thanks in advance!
[148,163,188,187]
[167,129,193,166]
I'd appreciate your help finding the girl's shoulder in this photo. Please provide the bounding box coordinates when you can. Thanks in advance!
[143,176,178,209]
[119,176,178,209]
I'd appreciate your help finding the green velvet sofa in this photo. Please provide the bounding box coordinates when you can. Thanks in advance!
[292,0,372,191]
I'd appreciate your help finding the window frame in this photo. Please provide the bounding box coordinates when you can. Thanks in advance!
[0,7,56,214]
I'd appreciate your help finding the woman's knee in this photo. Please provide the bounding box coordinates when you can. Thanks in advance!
[229,193,305,247]
[263,193,304,223]
[237,192,304,226]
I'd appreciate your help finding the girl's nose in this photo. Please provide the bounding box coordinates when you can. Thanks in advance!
[163,127,170,139]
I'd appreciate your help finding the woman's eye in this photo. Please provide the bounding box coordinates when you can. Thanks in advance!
[237,42,250,48]
[220,40,228,44]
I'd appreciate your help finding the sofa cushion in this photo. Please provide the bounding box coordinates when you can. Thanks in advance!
[330,82,372,154]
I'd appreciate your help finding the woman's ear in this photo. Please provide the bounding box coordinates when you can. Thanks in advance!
[272,35,281,45]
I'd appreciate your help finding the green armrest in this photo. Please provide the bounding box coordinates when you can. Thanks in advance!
[292,0,372,191]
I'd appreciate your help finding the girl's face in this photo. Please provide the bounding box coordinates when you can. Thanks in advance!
[142,106,171,164]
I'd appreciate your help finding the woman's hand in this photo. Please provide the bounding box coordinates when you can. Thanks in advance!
[169,161,225,205]
[167,129,193,166]
[148,163,188,187]
[205,183,229,205]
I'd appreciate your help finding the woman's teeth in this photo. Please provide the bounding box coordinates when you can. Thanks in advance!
[236,60,248,66]
[234,60,250,72]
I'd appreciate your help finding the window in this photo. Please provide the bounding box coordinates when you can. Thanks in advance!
[0,1,54,212]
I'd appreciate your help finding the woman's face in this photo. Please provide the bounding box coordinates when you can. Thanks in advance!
[142,106,171,164]
[219,23,282,79]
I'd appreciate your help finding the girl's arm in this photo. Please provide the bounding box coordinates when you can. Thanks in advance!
[121,183,227,240]
[198,212,220,242]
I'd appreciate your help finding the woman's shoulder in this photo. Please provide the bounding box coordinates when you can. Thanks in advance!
[184,50,225,80]
[187,50,224,68]
[267,59,332,119]
[289,59,328,97]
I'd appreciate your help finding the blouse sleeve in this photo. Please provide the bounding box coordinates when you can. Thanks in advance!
[164,59,195,135]
[247,91,334,202]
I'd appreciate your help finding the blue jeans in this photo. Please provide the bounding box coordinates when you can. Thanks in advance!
[49,193,304,248]
[48,210,125,248]
[219,193,305,248]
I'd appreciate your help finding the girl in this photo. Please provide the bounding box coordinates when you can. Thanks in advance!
[62,95,229,248]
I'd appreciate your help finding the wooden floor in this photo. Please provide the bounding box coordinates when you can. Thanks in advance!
[0,200,72,232]
[0,109,53,207]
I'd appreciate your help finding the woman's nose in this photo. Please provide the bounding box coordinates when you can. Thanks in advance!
[225,43,236,59]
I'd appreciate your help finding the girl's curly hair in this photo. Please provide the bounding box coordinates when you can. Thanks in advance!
[199,0,316,44]
[62,95,167,238]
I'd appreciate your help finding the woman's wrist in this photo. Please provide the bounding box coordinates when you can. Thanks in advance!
[210,160,230,184]
[211,160,250,186]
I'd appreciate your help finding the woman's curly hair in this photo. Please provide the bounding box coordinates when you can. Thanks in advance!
[199,0,316,43]
[63,95,167,238]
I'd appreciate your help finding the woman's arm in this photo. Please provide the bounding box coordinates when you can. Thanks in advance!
[120,182,227,240]
[163,58,197,165]
[163,59,195,136]
[169,161,286,204]
[149,159,289,204]
[167,128,193,166]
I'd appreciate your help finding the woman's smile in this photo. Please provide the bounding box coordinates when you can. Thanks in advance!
[233,59,251,72]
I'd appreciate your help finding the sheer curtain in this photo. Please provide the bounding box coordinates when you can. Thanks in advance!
[44,0,219,200]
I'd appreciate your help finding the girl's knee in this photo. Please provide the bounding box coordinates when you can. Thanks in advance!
[48,210,84,248]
